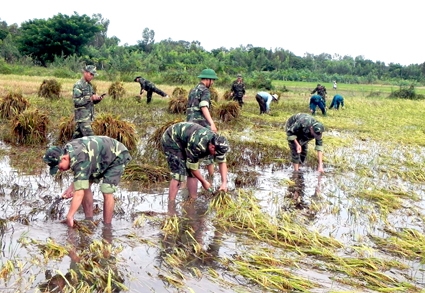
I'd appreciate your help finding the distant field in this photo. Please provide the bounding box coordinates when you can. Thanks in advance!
[273,80,425,96]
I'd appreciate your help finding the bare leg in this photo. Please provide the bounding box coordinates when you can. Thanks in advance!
[293,163,300,172]
[206,164,214,177]
[82,187,94,220]
[169,179,181,201]
[102,193,115,224]
[187,177,198,199]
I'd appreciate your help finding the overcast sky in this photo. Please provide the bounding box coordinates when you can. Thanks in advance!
[2,0,422,66]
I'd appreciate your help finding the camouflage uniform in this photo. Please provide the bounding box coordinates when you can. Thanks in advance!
[309,94,327,115]
[65,136,131,194]
[72,78,98,139]
[230,80,246,107]
[136,77,167,104]
[186,82,214,165]
[311,85,327,102]
[285,113,324,164]
[161,122,227,182]
[186,82,212,128]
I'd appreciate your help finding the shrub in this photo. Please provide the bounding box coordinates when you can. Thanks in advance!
[388,85,424,100]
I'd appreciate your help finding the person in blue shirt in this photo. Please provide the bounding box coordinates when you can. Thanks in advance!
[255,92,278,114]
[329,94,344,110]
[309,94,326,116]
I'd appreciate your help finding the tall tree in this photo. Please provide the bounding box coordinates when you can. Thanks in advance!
[17,12,101,66]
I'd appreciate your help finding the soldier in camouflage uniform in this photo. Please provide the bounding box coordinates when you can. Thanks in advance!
[311,83,327,103]
[285,113,324,173]
[161,122,229,201]
[230,74,246,107]
[134,76,168,104]
[43,136,132,227]
[72,65,104,139]
[186,68,219,176]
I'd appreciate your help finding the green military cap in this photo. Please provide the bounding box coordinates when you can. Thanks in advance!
[43,146,63,175]
[198,68,218,80]
[83,65,98,76]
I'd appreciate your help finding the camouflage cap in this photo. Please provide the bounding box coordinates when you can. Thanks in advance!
[311,122,324,139]
[83,65,98,76]
[43,146,63,175]
[212,135,229,156]
[237,74,242,78]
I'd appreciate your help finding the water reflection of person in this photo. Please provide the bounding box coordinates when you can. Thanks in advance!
[161,200,222,267]
[286,172,323,212]
[39,222,122,292]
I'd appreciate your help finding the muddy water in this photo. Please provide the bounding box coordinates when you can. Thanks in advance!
[1,139,425,292]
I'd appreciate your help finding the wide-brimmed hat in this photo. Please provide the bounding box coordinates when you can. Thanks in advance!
[272,94,279,101]
[43,146,63,175]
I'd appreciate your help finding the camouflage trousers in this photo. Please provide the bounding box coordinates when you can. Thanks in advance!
[96,151,132,194]
[288,140,308,164]
[163,151,191,182]
[72,122,95,139]
[233,95,244,107]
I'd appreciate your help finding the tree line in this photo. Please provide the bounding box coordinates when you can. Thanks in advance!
[1,12,424,88]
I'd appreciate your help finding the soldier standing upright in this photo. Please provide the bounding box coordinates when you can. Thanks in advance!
[186,68,219,176]
[230,74,246,107]
[72,65,103,139]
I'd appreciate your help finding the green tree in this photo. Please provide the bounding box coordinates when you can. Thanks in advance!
[17,12,101,66]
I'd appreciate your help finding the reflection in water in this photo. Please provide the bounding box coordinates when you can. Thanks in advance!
[160,200,222,271]
[284,172,323,216]
[38,222,124,292]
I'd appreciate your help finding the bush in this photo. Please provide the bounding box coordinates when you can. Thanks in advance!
[388,85,424,100]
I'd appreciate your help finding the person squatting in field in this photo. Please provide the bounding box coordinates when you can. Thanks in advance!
[134,76,169,104]
[255,92,278,114]
[161,122,229,201]
[285,113,324,173]
[186,68,219,177]
[43,136,132,227]
[72,65,104,139]
[329,94,344,110]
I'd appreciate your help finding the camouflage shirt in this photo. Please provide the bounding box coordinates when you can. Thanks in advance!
[65,136,130,190]
[231,80,246,98]
[285,113,323,151]
[138,78,155,93]
[73,78,98,122]
[311,85,327,98]
[162,122,226,171]
[186,83,211,128]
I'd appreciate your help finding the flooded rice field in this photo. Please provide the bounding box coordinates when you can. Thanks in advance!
[1,133,425,293]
